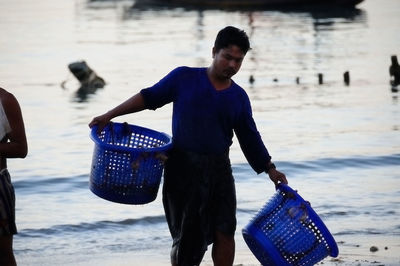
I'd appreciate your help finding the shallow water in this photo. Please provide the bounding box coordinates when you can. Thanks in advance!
[1,0,399,265]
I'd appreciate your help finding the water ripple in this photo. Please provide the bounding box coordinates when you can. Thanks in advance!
[13,174,89,194]
[335,228,400,236]
[233,153,400,177]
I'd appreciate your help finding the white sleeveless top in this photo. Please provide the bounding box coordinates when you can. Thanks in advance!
[0,102,11,140]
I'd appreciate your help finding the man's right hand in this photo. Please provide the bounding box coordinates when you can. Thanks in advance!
[88,112,112,133]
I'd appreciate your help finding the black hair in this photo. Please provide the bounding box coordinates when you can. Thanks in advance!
[214,26,250,54]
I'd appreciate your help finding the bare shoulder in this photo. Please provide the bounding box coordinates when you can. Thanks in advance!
[0,87,20,110]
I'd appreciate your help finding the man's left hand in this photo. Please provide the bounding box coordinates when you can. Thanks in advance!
[267,168,288,186]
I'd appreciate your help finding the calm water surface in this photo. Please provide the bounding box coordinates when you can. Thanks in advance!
[0,0,399,265]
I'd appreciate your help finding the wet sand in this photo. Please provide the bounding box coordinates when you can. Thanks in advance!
[48,252,400,266]
[17,239,400,266]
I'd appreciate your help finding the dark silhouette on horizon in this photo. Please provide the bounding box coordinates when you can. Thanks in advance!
[389,55,400,88]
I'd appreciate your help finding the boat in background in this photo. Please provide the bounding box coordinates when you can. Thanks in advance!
[133,0,365,9]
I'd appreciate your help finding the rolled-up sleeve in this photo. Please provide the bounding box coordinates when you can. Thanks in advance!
[140,67,182,110]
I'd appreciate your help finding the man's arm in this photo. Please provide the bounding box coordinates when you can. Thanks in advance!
[88,92,146,131]
[0,92,28,158]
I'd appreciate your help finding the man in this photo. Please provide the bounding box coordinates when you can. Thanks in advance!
[0,87,28,266]
[89,26,287,266]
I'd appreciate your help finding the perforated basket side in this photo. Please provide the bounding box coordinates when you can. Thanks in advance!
[242,184,339,266]
[277,184,339,259]
[89,122,172,204]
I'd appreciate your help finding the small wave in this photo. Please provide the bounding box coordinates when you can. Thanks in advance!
[275,153,400,174]
[237,207,260,215]
[18,215,166,238]
[14,154,399,194]
[232,153,400,177]
[335,226,400,236]
[13,174,89,194]
[337,230,378,236]
[321,210,356,217]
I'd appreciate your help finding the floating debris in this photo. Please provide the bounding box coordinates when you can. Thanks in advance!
[66,60,106,101]
[68,60,106,89]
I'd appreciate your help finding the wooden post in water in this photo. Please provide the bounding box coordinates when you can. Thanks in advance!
[390,55,400,87]
[344,71,350,85]
[318,73,323,85]
[249,75,255,84]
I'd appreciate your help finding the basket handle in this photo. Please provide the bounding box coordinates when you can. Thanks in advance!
[106,122,115,145]
[122,122,132,136]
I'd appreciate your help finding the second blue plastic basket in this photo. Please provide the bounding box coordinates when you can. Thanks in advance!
[89,122,172,204]
[242,184,339,266]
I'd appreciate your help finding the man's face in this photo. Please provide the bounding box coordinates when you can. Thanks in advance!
[212,45,245,80]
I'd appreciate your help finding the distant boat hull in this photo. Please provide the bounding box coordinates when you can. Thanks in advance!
[151,0,364,8]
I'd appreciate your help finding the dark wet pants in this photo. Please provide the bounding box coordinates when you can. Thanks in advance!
[162,149,236,266]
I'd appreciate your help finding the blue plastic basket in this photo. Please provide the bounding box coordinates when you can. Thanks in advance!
[242,184,339,266]
[89,122,172,204]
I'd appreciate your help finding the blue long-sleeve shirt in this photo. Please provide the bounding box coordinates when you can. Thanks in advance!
[140,67,271,174]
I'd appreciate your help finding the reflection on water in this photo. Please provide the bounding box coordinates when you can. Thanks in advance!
[74,85,105,102]
[79,0,368,91]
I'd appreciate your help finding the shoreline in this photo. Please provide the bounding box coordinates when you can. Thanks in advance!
[16,252,400,266]
[16,236,400,266]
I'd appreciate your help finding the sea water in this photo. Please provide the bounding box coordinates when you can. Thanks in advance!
[0,0,399,265]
